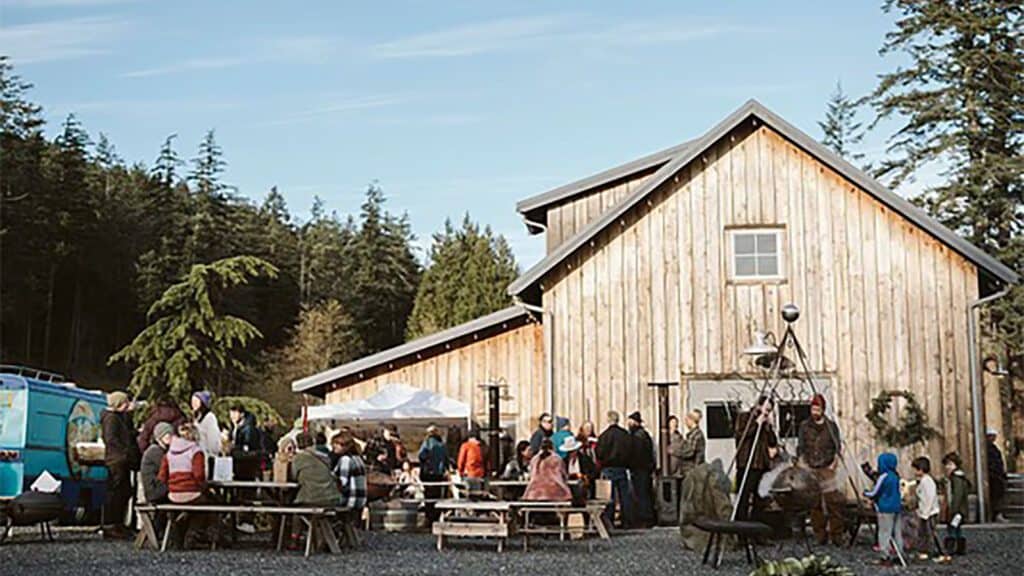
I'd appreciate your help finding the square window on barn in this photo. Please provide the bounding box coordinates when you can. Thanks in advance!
[729,228,784,280]
[704,401,742,439]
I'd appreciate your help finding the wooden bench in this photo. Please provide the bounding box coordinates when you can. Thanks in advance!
[135,504,349,557]
[513,500,611,551]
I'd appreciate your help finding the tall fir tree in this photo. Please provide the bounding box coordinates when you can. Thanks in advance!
[871,0,1023,446]
[818,81,865,162]
[186,129,235,265]
[346,184,421,352]
[406,215,519,338]
[151,134,182,187]
[109,256,278,401]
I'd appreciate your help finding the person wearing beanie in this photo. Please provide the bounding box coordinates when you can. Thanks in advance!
[141,422,174,504]
[101,390,140,539]
[190,391,222,457]
[627,411,656,527]
[798,393,845,545]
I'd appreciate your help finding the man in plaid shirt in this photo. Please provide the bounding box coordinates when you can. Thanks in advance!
[331,432,367,512]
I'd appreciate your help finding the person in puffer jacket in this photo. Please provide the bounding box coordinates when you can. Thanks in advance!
[864,452,904,565]
[158,423,217,547]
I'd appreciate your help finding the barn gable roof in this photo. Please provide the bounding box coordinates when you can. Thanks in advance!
[508,99,1019,297]
[291,305,532,396]
[515,138,695,231]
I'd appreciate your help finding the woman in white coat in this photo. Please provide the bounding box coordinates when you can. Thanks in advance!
[191,391,222,457]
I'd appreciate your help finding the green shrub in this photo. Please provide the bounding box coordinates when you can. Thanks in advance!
[750,555,853,576]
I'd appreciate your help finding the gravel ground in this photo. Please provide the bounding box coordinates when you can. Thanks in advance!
[0,525,1021,576]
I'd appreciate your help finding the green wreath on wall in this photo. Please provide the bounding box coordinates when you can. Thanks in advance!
[866,390,941,448]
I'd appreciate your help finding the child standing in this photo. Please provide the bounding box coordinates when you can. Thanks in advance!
[936,452,970,562]
[911,456,942,560]
[864,452,904,566]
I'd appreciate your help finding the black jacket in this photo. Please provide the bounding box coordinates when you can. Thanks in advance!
[232,411,262,454]
[101,410,140,471]
[596,424,632,468]
[630,427,656,472]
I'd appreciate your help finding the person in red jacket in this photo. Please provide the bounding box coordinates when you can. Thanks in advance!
[457,429,487,492]
[158,423,217,547]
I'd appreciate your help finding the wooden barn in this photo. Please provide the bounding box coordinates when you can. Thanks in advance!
[293,100,1018,478]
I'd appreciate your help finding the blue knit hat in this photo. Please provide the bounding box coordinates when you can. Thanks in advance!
[192,390,212,408]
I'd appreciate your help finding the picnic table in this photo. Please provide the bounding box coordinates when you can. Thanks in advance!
[433,499,513,552]
[209,480,299,506]
[136,503,350,557]
[512,500,611,551]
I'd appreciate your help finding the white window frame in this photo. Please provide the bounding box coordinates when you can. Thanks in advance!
[727,227,785,281]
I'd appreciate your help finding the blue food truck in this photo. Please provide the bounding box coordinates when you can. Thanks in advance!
[0,365,107,522]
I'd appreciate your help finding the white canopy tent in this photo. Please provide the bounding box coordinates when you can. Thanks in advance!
[305,384,471,428]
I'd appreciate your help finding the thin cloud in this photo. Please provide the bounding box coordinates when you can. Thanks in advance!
[369,16,744,60]
[582,21,743,46]
[255,94,409,127]
[0,16,128,64]
[121,57,247,78]
[370,16,562,59]
[0,0,131,7]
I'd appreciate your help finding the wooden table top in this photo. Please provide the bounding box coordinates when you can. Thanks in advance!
[209,480,299,490]
[435,499,512,512]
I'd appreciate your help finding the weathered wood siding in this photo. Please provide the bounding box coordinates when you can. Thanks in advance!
[543,123,979,471]
[324,322,545,440]
[545,171,657,253]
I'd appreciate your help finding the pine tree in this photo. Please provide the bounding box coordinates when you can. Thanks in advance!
[109,255,278,402]
[818,81,865,162]
[186,129,235,264]
[871,0,1023,440]
[151,134,182,187]
[0,57,47,362]
[346,184,421,352]
[407,214,519,338]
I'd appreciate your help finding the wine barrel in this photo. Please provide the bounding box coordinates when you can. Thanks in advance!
[368,500,422,532]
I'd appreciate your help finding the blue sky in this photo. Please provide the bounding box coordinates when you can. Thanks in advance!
[0,0,903,268]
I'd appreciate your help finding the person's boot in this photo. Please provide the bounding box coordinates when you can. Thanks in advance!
[955,537,966,556]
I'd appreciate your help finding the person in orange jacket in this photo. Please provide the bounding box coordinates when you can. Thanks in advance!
[457,429,487,484]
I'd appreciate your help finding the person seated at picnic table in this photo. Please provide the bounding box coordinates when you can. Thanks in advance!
[292,431,342,506]
[523,438,572,502]
[141,422,174,505]
[331,432,367,518]
[158,423,221,548]
[397,460,424,499]
[502,440,532,480]
[560,436,595,505]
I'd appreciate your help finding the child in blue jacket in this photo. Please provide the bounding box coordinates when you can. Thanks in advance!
[864,452,904,565]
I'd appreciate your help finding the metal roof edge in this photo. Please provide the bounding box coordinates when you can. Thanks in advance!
[291,305,531,394]
[514,139,695,219]
[508,98,1018,296]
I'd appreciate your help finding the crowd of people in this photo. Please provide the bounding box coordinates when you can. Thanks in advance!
[99,386,1011,560]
